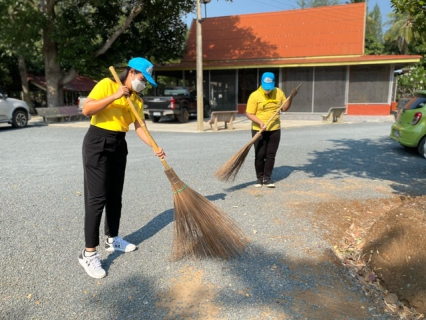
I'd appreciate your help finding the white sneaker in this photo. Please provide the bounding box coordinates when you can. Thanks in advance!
[264,180,275,188]
[78,250,106,279]
[105,236,136,252]
[254,179,263,188]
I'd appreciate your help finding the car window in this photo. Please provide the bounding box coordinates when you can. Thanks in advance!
[404,97,426,110]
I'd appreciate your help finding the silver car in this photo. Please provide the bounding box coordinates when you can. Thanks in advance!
[0,93,31,128]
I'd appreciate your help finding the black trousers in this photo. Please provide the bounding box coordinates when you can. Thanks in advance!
[251,129,281,181]
[82,125,128,248]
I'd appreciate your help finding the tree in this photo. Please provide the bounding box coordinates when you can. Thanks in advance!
[397,63,426,97]
[391,0,426,36]
[365,34,384,55]
[366,4,383,43]
[297,0,341,8]
[384,12,416,54]
[0,0,44,112]
[0,0,203,108]
[391,0,426,15]
[364,3,384,54]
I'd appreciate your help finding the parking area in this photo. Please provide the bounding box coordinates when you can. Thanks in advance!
[2,118,416,319]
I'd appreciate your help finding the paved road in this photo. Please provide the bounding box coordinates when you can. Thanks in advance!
[27,113,396,132]
[2,118,419,319]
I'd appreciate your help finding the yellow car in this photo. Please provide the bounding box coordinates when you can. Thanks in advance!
[390,91,426,158]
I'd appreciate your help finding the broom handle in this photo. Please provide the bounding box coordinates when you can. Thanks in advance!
[109,66,171,170]
[264,83,302,130]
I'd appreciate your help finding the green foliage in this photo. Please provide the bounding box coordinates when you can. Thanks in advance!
[366,4,383,43]
[0,0,43,59]
[364,34,384,55]
[384,12,417,54]
[296,0,341,8]
[0,52,16,88]
[382,38,400,55]
[391,0,426,16]
[50,0,195,79]
[391,0,426,37]
[397,63,426,97]
[0,0,197,80]
[408,42,426,68]
[362,3,385,55]
[0,0,43,84]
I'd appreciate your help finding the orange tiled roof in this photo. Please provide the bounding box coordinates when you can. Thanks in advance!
[184,3,366,62]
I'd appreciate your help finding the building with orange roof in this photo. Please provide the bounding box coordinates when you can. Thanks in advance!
[152,3,421,115]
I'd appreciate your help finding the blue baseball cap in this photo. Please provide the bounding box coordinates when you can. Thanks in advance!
[128,57,157,87]
[261,72,275,91]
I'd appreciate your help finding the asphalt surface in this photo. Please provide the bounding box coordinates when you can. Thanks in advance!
[25,113,397,132]
[1,114,413,320]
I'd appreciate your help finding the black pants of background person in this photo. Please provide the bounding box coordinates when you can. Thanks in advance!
[82,125,128,248]
[251,129,281,182]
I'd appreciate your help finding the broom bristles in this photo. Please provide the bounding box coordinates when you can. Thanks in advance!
[165,168,247,260]
[215,131,262,182]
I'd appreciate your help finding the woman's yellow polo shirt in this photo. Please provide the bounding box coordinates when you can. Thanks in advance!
[246,86,286,131]
[88,78,144,132]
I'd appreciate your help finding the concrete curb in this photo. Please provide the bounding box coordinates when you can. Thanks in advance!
[28,114,395,133]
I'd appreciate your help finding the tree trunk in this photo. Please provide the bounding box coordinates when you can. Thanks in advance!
[17,56,36,114]
[43,23,63,108]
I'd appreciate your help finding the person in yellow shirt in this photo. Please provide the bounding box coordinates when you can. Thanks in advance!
[79,57,165,279]
[246,72,297,188]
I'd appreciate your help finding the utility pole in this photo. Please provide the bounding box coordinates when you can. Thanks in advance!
[196,0,203,132]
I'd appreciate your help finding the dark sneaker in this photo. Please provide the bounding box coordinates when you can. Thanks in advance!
[254,179,263,188]
[264,180,275,188]
[105,236,136,253]
[78,250,106,279]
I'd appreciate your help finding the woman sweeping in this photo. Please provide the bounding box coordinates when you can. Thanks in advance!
[79,57,165,279]
[246,72,297,188]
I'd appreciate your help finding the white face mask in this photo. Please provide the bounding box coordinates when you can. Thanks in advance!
[131,75,146,93]
[131,79,146,93]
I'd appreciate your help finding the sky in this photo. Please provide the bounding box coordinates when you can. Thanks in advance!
[185,0,393,28]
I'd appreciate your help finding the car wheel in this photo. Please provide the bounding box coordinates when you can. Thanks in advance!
[12,110,28,128]
[204,105,212,119]
[149,113,160,123]
[417,136,426,158]
[178,108,189,123]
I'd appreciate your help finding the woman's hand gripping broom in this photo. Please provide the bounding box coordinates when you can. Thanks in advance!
[214,83,302,182]
[109,66,247,260]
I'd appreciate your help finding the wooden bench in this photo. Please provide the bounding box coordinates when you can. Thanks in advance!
[36,106,84,123]
[321,107,346,123]
[207,111,237,131]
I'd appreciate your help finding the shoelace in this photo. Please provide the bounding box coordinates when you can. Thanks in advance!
[89,253,102,269]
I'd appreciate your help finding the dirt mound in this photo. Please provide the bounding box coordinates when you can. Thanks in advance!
[362,196,426,315]
[300,195,426,318]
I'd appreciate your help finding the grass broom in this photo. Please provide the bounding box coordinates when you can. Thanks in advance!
[109,66,247,260]
[215,83,302,182]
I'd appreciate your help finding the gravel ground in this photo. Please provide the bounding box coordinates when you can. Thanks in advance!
[0,121,402,319]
